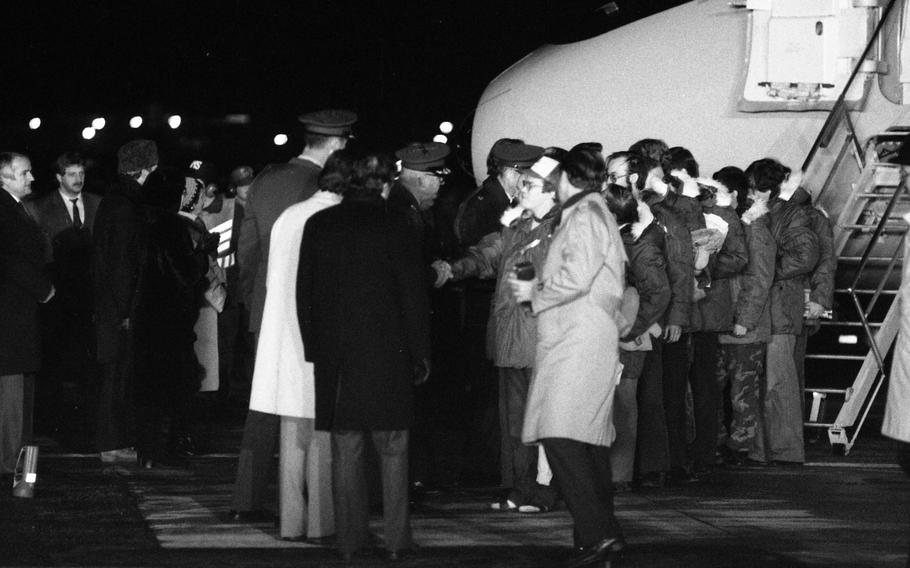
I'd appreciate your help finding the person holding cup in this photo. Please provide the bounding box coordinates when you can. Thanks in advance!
[433,150,563,513]
[509,146,629,566]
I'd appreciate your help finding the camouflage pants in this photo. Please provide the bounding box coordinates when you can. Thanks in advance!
[716,343,765,454]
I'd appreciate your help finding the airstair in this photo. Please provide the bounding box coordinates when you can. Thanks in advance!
[798,0,910,454]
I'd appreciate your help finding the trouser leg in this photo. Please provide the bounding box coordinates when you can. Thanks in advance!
[794,325,811,420]
[95,331,135,452]
[279,416,308,538]
[724,343,765,457]
[662,334,692,471]
[764,335,805,463]
[540,438,620,548]
[372,430,411,552]
[611,351,644,483]
[307,429,334,538]
[232,409,280,512]
[332,430,369,554]
[0,374,26,473]
[637,341,669,475]
[500,367,534,502]
[497,372,513,488]
[691,332,721,471]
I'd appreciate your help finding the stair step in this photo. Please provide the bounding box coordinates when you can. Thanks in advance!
[838,256,901,263]
[805,388,849,394]
[804,354,867,361]
[840,224,907,232]
[856,192,910,199]
[834,289,898,294]
[818,320,882,327]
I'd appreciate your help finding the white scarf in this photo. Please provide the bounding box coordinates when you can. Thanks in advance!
[630,201,655,241]
[741,199,768,225]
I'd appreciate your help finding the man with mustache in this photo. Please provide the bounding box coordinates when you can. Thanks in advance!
[25,152,100,450]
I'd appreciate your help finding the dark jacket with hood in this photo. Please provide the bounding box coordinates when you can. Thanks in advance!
[646,193,695,331]
[768,197,820,335]
[451,206,558,368]
[620,218,671,341]
[696,204,748,332]
[791,187,835,311]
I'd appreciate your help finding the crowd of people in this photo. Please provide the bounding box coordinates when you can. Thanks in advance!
[0,108,835,566]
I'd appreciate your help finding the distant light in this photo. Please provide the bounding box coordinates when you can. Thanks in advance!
[91,117,106,130]
[81,127,96,140]
[433,134,448,144]
[273,133,288,146]
[28,117,41,130]
[839,335,858,345]
[168,115,182,129]
[225,114,251,125]
[439,121,453,134]
[129,115,143,129]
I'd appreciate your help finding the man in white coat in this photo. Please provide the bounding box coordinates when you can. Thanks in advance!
[247,151,352,541]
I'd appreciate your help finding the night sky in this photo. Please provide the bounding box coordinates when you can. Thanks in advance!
[1,1,683,190]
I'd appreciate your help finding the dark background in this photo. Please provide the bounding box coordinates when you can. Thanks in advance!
[1,1,683,192]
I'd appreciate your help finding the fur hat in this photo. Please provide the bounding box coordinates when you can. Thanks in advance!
[118,139,159,175]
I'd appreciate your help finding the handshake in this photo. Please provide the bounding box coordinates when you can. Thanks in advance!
[431,260,453,288]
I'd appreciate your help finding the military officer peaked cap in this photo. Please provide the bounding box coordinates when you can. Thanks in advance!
[297,109,358,137]
[492,142,545,169]
[230,165,255,187]
[396,142,451,173]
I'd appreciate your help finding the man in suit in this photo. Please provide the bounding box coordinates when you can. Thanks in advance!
[25,152,100,448]
[0,152,55,474]
[298,152,430,561]
[230,109,357,522]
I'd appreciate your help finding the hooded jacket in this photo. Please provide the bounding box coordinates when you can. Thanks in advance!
[768,197,820,335]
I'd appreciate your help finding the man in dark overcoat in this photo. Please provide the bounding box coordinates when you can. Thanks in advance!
[0,152,54,473]
[92,139,158,463]
[297,153,430,561]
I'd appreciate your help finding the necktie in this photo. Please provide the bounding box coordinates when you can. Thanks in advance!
[71,198,82,229]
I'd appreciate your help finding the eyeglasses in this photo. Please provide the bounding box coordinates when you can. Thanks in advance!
[520,180,544,191]
[607,172,629,183]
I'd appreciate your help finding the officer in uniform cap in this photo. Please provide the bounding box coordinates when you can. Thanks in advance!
[230,166,255,202]
[231,108,356,526]
[297,109,358,138]
[455,140,544,248]
[448,138,542,488]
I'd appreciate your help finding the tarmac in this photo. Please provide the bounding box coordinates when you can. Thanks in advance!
[1,409,909,568]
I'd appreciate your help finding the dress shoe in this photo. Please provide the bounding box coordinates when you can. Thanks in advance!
[561,535,625,568]
[338,548,373,562]
[637,471,666,489]
[100,447,138,463]
[612,481,631,494]
[226,509,275,523]
[136,451,155,469]
[305,534,337,546]
[668,468,699,485]
[385,547,419,562]
[171,434,199,457]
